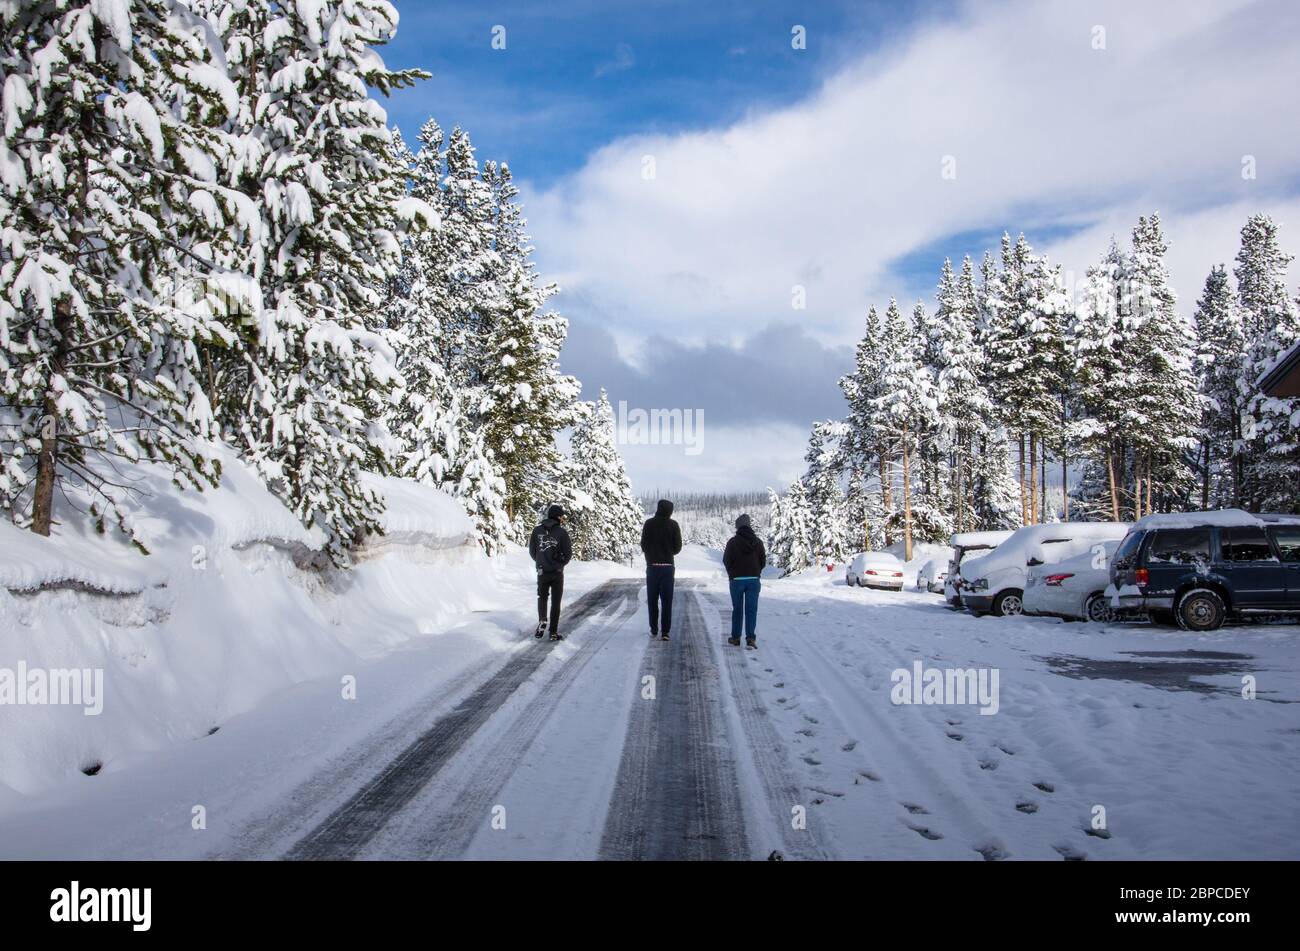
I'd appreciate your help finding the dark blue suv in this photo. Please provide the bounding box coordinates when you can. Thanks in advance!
[1109,512,1300,631]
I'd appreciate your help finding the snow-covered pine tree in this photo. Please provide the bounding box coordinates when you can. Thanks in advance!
[910,299,952,539]
[969,428,1022,530]
[1192,264,1245,508]
[873,299,936,560]
[780,479,814,573]
[936,256,996,532]
[0,0,245,545]
[1236,214,1300,511]
[803,422,850,566]
[838,305,893,545]
[1125,214,1200,515]
[567,390,642,561]
[382,123,511,551]
[197,0,430,560]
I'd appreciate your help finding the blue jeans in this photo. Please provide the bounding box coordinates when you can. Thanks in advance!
[646,565,675,633]
[729,577,761,639]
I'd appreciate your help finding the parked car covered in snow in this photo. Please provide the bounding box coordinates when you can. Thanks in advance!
[1024,540,1121,622]
[943,530,1015,607]
[916,557,949,593]
[960,522,1130,617]
[846,551,906,590]
[1108,510,1300,632]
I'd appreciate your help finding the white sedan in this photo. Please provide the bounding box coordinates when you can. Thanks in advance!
[1023,541,1119,622]
[845,552,906,590]
[916,558,948,593]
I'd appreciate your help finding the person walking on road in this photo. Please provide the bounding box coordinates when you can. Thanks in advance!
[640,499,682,640]
[723,514,766,649]
[529,504,573,641]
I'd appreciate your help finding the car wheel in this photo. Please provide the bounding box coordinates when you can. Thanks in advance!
[1176,589,1225,632]
[992,589,1024,617]
[1084,593,1112,624]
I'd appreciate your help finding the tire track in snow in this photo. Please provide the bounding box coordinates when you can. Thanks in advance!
[599,587,750,860]
[706,592,833,860]
[283,580,632,860]
[374,581,642,859]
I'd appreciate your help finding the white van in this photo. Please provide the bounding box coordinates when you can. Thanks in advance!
[959,522,1130,617]
[944,530,1015,607]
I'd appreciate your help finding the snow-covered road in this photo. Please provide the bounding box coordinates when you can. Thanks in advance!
[2,554,1297,861]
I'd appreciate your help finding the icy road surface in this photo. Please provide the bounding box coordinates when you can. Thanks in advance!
[2,557,1297,861]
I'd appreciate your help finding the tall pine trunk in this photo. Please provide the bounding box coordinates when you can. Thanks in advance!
[1106,444,1120,522]
[1028,433,1038,526]
[901,426,913,562]
[1018,433,1028,527]
[31,300,73,536]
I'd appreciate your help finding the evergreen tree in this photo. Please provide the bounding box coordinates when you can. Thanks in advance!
[1236,214,1300,510]
[198,0,429,560]
[568,391,642,561]
[0,0,244,544]
[803,422,850,565]
[1192,264,1245,508]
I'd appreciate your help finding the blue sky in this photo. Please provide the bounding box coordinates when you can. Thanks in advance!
[382,0,957,186]
[377,0,1300,493]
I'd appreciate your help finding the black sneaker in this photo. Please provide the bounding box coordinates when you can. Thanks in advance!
[535,622,547,639]
[650,629,659,639]
[549,631,564,642]
[746,639,758,650]
[660,632,670,641]
[727,636,741,646]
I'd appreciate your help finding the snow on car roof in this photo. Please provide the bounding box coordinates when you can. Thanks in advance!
[1026,539,1118,578]
[851,550,903,565]
[959,521,1130,578]
[947,529,1015,547]
[1132,509,1300,531]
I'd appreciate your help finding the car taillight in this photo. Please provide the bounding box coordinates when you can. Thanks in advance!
[1044,573,1074,587]
[891,572,903,578]
[1135,567,1149,586]
[865,569,877,576]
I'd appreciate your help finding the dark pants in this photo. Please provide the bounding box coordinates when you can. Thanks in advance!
[537,570,564,634]
[646,565,675,634]
[729,577,761,640]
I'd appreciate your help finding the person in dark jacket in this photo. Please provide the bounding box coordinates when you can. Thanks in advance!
[722,514,766,649]
[640,499,683,640]
[528,504,573,641]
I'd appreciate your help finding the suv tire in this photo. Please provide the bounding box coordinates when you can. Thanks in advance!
[1176,589,1226,632]
[992,589,1024,617]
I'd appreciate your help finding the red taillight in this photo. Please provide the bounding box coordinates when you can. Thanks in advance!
[1044,572,1074,587]
[1135,567,1149,586]
[891,572,903,578]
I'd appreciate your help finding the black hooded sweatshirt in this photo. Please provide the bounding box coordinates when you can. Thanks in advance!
[529,517,572,573]
[640,499,683,566]
[723,526,767,580]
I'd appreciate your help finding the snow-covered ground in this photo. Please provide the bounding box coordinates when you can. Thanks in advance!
[2,540,1295,860]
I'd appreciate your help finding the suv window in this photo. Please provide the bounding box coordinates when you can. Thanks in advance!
[1147,528,1212,565]
[1220,527,1276,562]
[1113,531,1145,567]
[1270,527,1300,562]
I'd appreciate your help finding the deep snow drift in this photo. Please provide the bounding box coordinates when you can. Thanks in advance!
[0,446,521,800]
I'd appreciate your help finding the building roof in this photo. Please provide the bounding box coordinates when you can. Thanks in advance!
[1259,339,1300,398]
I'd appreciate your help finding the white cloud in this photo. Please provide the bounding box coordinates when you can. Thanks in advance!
[527,0,1300,349]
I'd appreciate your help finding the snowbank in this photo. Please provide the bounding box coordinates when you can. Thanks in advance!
[0,446,499,797]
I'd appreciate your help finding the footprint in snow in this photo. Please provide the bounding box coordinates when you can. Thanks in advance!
[946,732,964,741]
[803,714,820,725]
[795,728,815,737]
[1015,801,1039,814]
[802,755,822,766]
[945,718,962,726]
[978,757,998,771]
[901,802,929,815]
[1033,782,1055,794]
[997,744,1017,756]
[1084,826,1113,840]
[1054,843,1087,861]
[841,739,858,752]
[773,682,785,688]
[975,843,1009,861]
[776,697,789,704]
[909,824,944,841]
[857,770,881,783]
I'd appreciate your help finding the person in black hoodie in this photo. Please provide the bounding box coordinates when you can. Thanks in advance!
[528,504,573,641]
[722,514,766,649]
[640,499,683,640]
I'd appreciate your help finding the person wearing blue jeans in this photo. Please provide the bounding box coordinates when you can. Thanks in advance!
[722,514,767,649]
